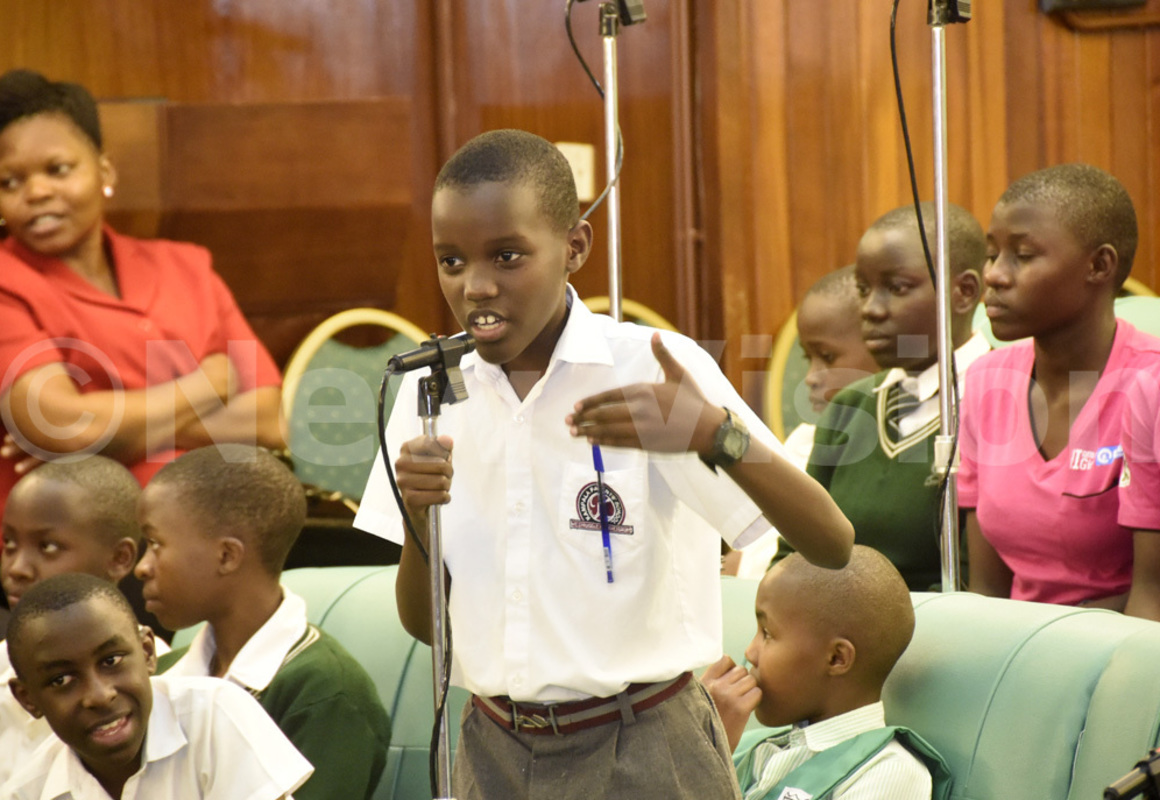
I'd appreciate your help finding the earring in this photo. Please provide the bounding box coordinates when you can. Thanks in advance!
[102,185,113,198]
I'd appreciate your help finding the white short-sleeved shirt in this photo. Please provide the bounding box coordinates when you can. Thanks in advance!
[1,675,313,800]
[356,290,780,702]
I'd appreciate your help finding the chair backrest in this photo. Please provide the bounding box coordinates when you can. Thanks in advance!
[582,295,679,331]
[764,309,806,441]
[282,309,429,501]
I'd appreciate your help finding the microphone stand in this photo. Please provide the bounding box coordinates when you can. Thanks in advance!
[1106,748,1160,799]
[928,0,969,592]
[600,3,625,322]
[415,352,470,800]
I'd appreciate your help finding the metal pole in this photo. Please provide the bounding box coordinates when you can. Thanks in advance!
[601,3,623,322]
[420,377,453,799]
[929,12,960,592]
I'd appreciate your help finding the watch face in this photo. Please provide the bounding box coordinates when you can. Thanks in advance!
[723,427,748,460]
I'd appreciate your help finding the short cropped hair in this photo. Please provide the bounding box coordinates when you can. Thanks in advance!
[435,129,579,232]
[805,264,858,303]
[151,445,306,576]
[0,69,102,150]
[775,545,914,686]
[7,573,135,678]
[868,201,986,277]
[19,456,142,547]
[999,163,1138,286]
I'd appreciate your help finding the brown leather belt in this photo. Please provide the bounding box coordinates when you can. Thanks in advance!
[472,672,692,736]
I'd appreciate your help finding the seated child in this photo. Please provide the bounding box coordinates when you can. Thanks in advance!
[735,266,878,579]
[140,444,392,800]
[962,163,1160,619]
[805,203,988,590]
[784,265,880,470]
[0,456,145,787]
[702,545,951,800]
[2,573,312,800]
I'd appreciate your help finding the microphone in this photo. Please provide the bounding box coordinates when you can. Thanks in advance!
[1105,749,1160,799]
[388,332,475,373]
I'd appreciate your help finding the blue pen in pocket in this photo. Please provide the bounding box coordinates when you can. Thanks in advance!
[592,444,614,583]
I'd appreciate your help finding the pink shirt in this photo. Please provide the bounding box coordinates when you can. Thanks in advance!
[1120,361,1160,529]
[959,322,1160,605]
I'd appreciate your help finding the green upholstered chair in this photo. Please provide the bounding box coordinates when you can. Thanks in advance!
[175,567,1160,800]
[282,309,429,503]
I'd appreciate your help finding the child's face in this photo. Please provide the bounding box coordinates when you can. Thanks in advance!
[2,476,127,609]
[855,226,939,371]
[797,292,879,414]
[134,482,222,631]
[432,181,589,378]
[983,199,1094,342]
[9,596,155,791]
[0,112,112,261]
[743,564,833,728]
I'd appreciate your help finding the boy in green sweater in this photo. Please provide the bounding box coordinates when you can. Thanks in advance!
[139,444,391,800]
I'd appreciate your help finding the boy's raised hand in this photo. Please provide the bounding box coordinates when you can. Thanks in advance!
[567,332,723,455]
[700,654,762,753]
[395,434,455,524]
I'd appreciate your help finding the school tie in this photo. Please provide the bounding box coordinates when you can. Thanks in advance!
[885,382,921,441]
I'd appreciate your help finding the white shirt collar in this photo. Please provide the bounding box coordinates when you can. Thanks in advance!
[40,677,188,800]
[794,701,887,753]
[173,588,308,693]
[877,330,991,400]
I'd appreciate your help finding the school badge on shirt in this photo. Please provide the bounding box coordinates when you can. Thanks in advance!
[776,789,813,800]
[570,481,635,535]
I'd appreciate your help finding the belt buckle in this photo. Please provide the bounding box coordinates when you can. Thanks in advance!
[508,701,561,735]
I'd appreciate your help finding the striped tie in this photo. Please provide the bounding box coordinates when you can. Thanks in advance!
[885,382,921,441]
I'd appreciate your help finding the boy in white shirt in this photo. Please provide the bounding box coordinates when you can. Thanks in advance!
[2,573,312,800]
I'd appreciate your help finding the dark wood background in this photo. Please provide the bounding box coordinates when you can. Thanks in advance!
[2,0,1157,400]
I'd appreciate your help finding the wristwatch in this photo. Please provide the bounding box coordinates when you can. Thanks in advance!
[702,407,751,470]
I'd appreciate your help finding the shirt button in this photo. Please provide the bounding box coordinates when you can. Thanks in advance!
[513,502,526,514]
[138,320,153,332]
[514,415,525,424]
[511,591,523,602]
[512,675,524,687]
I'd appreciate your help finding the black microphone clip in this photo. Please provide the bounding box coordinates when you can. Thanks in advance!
[388,333,475,409]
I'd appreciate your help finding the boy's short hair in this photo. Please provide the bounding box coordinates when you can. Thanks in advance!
[16,456,142,548]
[435,129,579,232]
[998,163,1138,286]
[867,201,986,278]
[6,573,135,678]
[0,68,102,149]
[805,264,858,303]
[151,445,306,575]
[778,545,914,686]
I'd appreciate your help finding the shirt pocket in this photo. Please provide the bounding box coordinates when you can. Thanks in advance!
[558,457,648,561]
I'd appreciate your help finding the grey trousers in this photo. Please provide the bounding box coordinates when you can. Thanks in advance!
[452,679,743,800]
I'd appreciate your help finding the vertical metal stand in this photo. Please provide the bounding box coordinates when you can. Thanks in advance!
[928,2,964,592]
[600,3,624,322]
[419,374,453,799]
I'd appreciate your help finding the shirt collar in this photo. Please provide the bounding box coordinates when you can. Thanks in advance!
[42,678,188,800]
[796,701,887,753]
[877,330,991,400]
[468,284,615,386]
[178,588,308,693]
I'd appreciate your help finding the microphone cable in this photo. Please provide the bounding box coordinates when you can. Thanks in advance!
[565,0,625,222]
[890,0,964,580]
[376,366,453,797]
